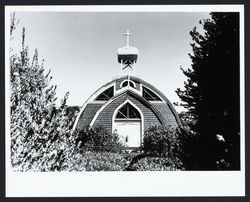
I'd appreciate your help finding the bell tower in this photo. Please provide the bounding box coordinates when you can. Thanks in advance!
[117,30,139,75]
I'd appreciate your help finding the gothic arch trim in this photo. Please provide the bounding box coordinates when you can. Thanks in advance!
[89,90,165,127]
[111,99,144,140]
[73,75,182,131]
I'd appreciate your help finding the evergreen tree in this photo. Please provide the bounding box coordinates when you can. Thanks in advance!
[10,25,78,171]
[176,13,240,170]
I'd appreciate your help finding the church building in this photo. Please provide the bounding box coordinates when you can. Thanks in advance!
[73,30,181,148]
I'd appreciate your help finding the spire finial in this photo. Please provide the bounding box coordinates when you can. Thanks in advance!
[123,30,133,47]
[118,30,138,76]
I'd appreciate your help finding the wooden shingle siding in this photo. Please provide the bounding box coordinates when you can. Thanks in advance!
[76,103,103,129]
[152,103,179,128]
[73,75,182,132]
[130,76,182,125]
[93,93,162,134]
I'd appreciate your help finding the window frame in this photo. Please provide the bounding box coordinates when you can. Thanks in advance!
[120,79,136,89]
[94,86,114,101]
[115,102,141,120]
[142,86,163,102]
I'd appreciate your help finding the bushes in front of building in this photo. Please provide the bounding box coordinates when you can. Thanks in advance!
[143,125,180,157]
[75,126,124,153]
[65,125,192,171]
[140,125,196,170]
[62,125,191,171]
[67,151,128,171]
[71,125,190,171]
[129,157,183,171]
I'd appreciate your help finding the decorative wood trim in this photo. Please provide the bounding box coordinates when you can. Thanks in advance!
[112,99,144,147]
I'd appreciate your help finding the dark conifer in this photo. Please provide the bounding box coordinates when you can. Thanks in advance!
[176,13,240,170]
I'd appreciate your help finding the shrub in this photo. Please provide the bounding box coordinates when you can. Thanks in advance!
[174,126,199,170]
[84,151,127,171]
[143,125,180,158]
[63,151,128,171]
[76,126,124,153]
[129,157,184,171]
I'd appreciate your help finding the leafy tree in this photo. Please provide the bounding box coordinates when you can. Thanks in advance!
[178,111,196,129]
[176,13,240,170]
[76,125,124,153]
[10,21,78,171]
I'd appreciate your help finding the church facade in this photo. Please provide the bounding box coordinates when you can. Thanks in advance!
[73,76,181,148]
[73,30,181,148]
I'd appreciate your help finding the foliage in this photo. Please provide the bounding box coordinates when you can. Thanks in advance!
[10,22,78,171]
[63,150,183,171]
[143,125,180,158]
[142,125,194,170]
[174,126,199,170]
[178,111,196,129]
[10,12,19,41]
[76,126,124,153]
[64,150,143,171]
[66,106,80,119]
[129,157,183,171]
[176,13,240,170]
[72,151,127,171]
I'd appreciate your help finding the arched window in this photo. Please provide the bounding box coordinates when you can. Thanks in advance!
[142,86,162,101]
[95,86,114,101]
[120,80,136,88]
[116,103,141,119]
[121,81,128,87]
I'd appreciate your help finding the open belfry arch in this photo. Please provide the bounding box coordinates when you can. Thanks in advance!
[73,30,181,148]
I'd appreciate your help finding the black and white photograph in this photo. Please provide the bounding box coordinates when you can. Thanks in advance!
[4,5,245,197]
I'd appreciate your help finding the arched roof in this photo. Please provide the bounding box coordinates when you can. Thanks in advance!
[73,75,182,130]
[89,89,166,126]
[129,76,182,125]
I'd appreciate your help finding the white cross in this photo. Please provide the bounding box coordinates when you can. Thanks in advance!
[123,30,133,47]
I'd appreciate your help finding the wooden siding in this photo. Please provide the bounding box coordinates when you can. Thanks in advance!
[75,103,103,129]
[93,93,162,134]
[152,103,179,128]
[74,75,182,132]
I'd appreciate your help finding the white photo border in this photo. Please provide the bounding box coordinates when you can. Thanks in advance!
[5,5,245,197]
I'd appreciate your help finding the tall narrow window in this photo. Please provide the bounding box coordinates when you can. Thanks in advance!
[142,86,162,101]
[116,103,141,119]
[95,86,114,101]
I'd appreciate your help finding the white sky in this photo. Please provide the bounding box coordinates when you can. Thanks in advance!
[10,11,210,112]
